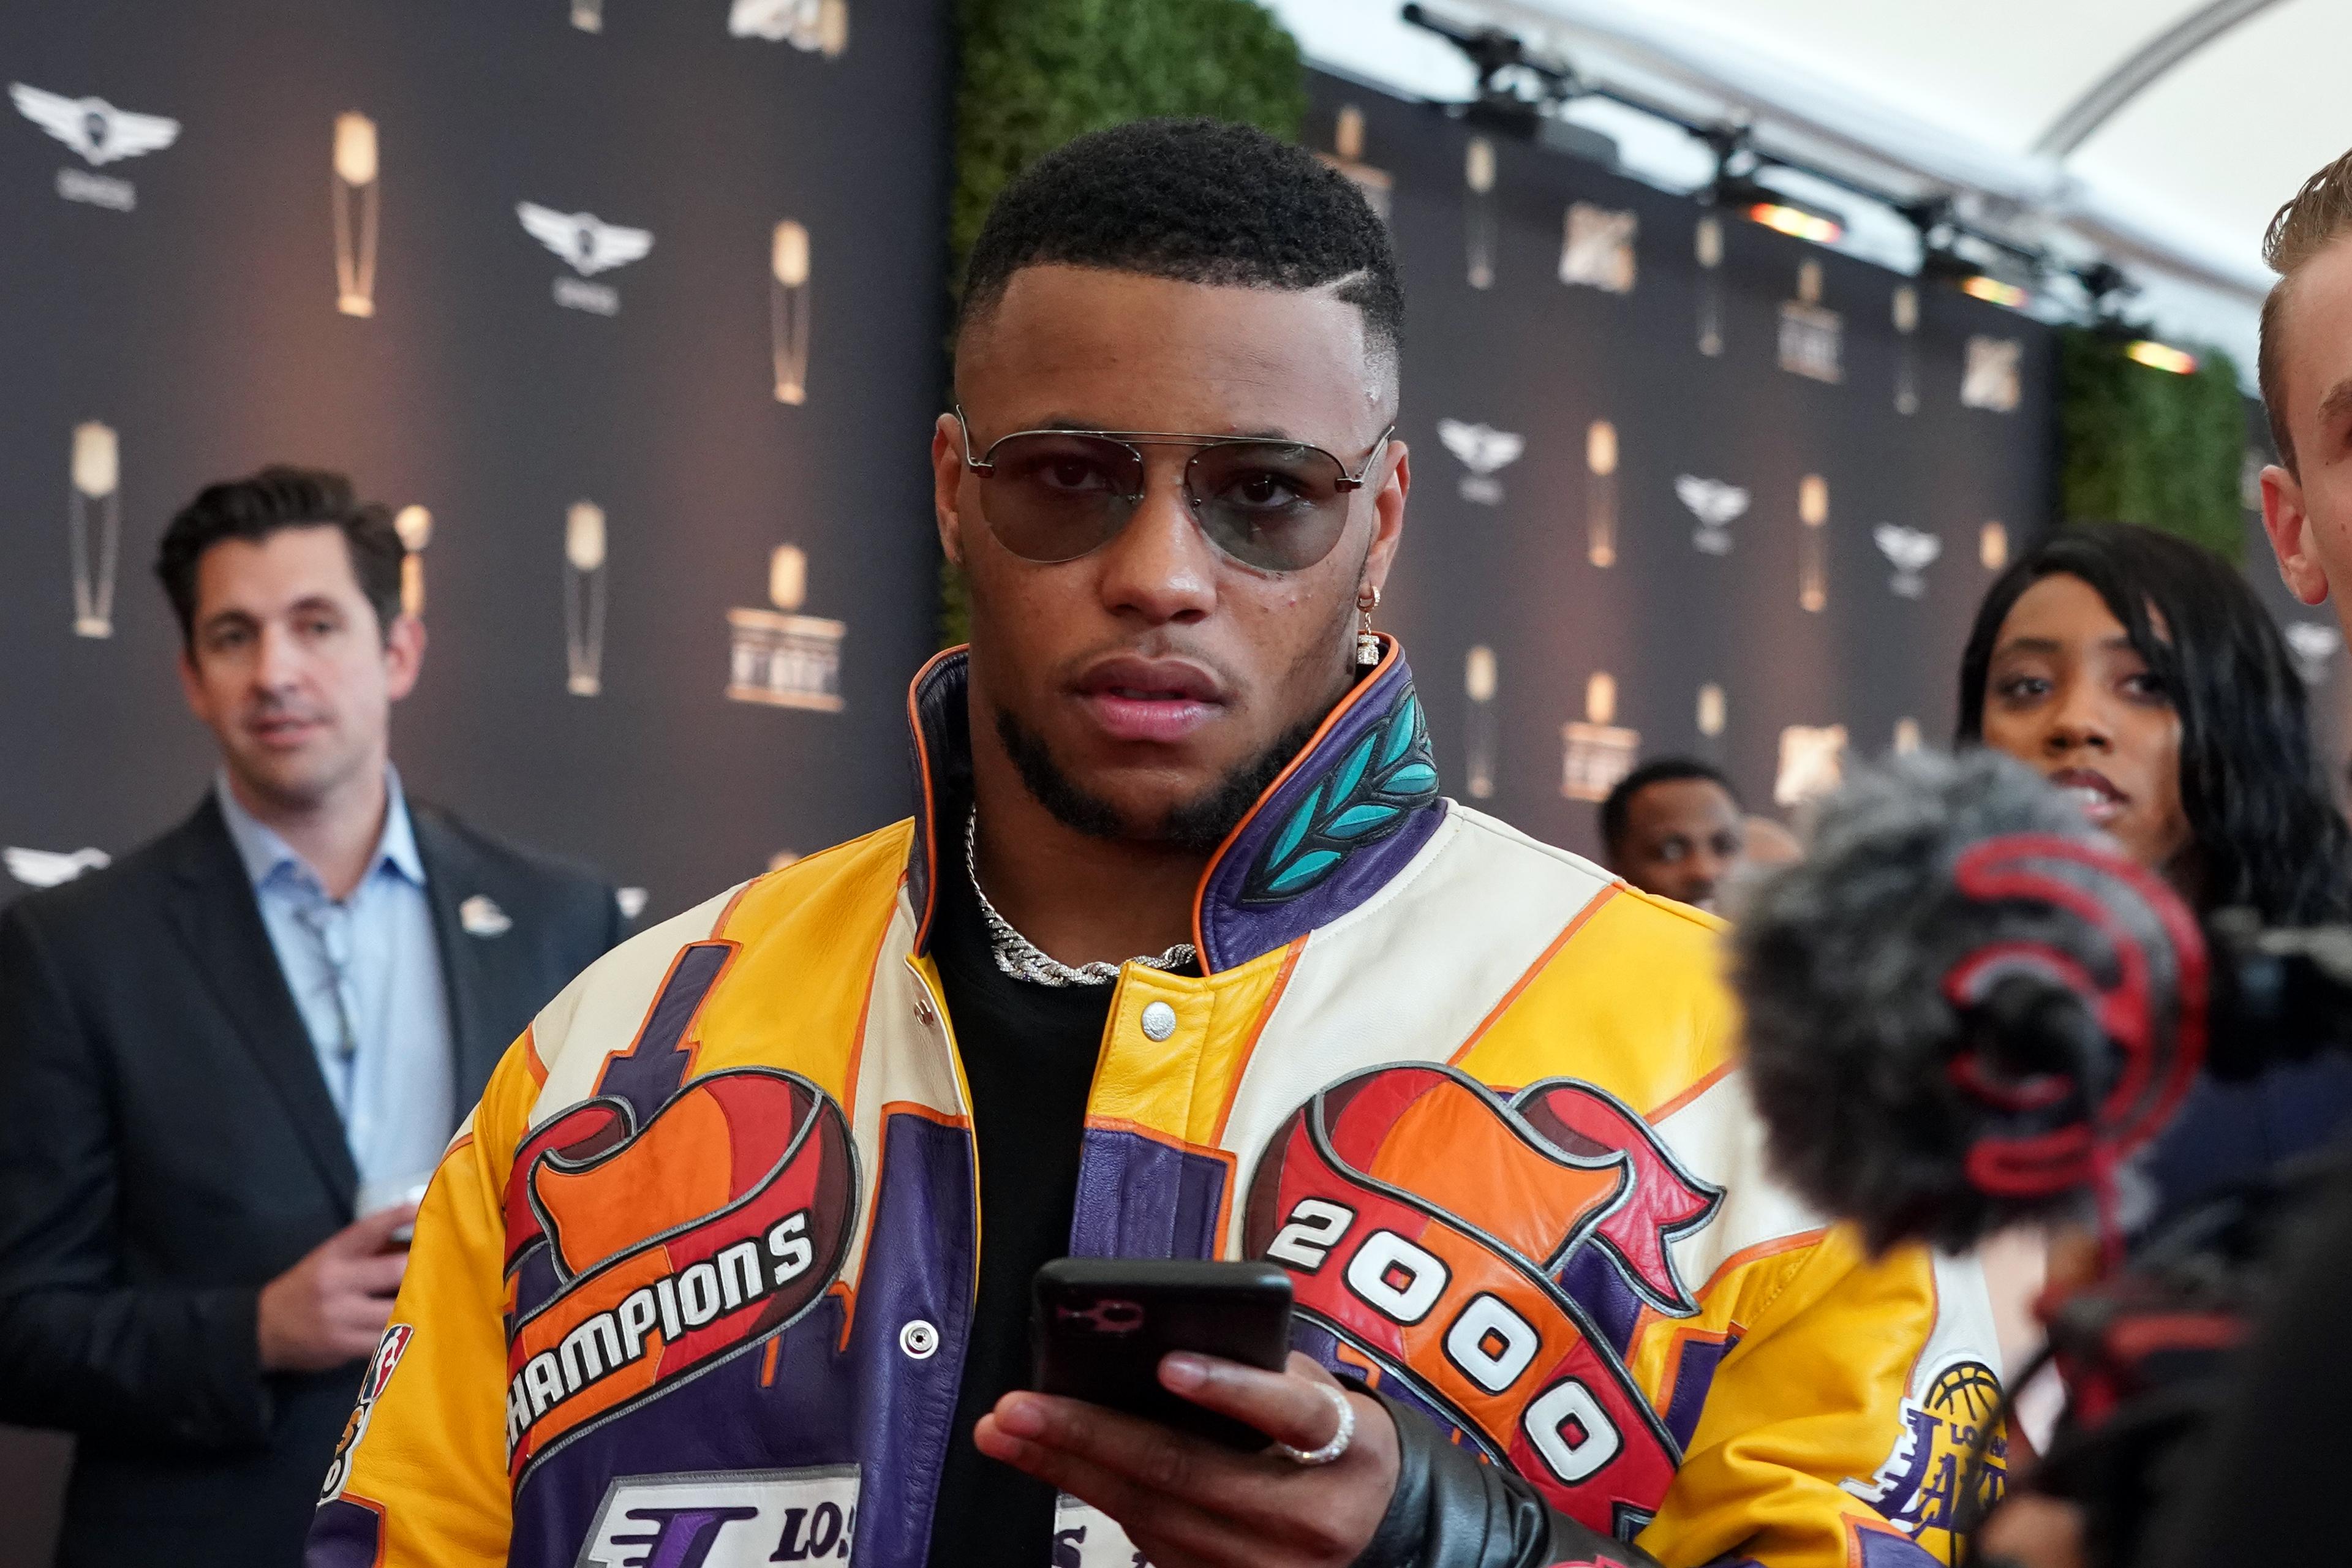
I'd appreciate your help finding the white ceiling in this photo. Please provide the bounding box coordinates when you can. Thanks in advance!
[1268,0,2352,377]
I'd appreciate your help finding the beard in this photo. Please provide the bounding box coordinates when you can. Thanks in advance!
[995,704,1333,854]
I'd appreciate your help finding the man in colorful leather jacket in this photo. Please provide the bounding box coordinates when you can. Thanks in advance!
[306,118,2002,1568]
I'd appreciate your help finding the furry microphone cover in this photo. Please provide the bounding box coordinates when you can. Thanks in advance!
[1730,748,2185,1254]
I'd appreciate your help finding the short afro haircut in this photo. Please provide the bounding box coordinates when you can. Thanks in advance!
[957,117,1402,383]
[1599,757,1740,858]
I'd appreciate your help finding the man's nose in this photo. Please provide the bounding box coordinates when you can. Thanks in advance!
[1093,462,1218,625]
[252,624,302,690]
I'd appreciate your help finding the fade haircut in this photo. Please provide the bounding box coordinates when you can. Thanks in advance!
[1599,757,1741,859]
[2259,146,2352,476]
[156,465,405,650]
[956,117,1403,389]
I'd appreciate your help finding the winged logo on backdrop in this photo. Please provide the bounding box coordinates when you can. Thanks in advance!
[4,846,111,889]
[2286,622,2342,688]
[517,202,655,316]
[1874,525,1943,599]
[1437,420,1525,506]
[1560,203,1638,294]
[11,82,179,211]
[1774,725,1847,808]
[728,0,850,55]
[1675,477,1749,556]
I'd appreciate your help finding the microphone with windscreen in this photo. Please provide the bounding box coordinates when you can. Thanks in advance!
[1732,749,2207,1256]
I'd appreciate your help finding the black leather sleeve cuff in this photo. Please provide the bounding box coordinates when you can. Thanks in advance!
[1351,1384,1664,1568]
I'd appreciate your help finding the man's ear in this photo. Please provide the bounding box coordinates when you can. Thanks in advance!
[383,612,428,702]
[2261,462,2330,606]
[932,413,968,568]
[1360,439,1409,598]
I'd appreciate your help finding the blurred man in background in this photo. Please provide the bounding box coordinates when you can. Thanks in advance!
[1599,757,1747,912]
[0,467,622,1567]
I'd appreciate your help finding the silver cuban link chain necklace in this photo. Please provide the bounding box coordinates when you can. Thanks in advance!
[965,807,1197,987]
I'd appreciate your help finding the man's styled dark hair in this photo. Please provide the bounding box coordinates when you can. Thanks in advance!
[957,117,1403,382]
[2258,145,2352,476]
[1599,758,1741,858]
[156,465,405,649]
[1956,521,2352,926]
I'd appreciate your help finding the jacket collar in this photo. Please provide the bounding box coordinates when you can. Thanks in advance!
[902,636,1445,974]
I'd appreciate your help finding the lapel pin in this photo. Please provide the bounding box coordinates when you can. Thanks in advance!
[459,894,512,938]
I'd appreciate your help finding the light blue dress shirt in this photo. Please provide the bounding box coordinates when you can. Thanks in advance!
[215,768,456,1198]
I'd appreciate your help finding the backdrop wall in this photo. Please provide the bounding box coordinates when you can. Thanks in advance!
[1308,73,2060,858]
[0,4,949,1558]
[0,0,950,925]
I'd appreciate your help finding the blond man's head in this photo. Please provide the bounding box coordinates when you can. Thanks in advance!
[2257,148,2352,627]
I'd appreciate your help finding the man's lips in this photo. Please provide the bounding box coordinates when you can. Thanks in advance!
[2048,767,2127,826]
[247,714,326,750]
[1071,657,1227,744]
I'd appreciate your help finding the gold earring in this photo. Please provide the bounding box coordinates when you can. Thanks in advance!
[1355,586,1382,668]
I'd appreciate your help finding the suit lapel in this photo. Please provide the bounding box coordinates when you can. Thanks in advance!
[412,807,502,1106]
[167,799,358,1212]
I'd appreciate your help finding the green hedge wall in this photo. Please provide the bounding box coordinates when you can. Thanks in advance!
[939,0,1307,644]
[2057,327,2247,563]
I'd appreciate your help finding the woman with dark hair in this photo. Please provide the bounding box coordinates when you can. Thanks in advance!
[1956,521,2352,1217]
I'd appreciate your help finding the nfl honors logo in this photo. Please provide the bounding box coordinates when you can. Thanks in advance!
[11,81,179,211]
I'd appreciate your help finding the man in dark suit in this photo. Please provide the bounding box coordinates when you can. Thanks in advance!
[0,466,623,1566]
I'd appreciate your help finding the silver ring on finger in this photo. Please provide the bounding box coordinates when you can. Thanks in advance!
[1273,1382,1355,1467]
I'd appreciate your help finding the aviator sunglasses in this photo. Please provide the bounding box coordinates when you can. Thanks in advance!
[954,409,1395,575]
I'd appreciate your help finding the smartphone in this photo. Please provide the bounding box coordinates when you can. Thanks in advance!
[1031,1258,1295,1451]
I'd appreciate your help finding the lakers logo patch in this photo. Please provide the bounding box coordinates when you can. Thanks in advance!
[1844,1358,2007,1540]
[1245,1065,1721,1539]
[500,1067,857,1484]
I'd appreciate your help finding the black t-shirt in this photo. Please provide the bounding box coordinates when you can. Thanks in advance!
[924,840,1114,1568]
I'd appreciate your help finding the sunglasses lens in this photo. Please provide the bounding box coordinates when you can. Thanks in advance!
[974,433,1144,564]
[1186,443,1354,572]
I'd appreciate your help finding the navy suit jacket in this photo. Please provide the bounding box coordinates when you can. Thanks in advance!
[0,796,622,1567]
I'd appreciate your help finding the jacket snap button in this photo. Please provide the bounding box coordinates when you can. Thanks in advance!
[913,993,937,1028]
[1140,1001,1177,1041]
[900,1319,940,1360]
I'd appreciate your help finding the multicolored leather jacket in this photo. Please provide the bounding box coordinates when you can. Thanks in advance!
[307,643,2003,1568]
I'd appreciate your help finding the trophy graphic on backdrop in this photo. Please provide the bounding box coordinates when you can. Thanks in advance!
[1779,260,1843,383]
[1892,285,1918,414]
[564,502,608,696]
[1798,473,1829,613]
[1561,672,1640,802]
[1980,520,2008,571]
[771,220,812,404]
[394,505,431,617]
[1774,723,1847,807]
[69,421,119,639]
[1464,137,1497,290]
[332,112,378,317]
[1464,646,1498,800]
[1696,682,1726,745]
[1319,105,1391,222]
[571,0,603,32]
[1893,717,1923,755]
[1585,420,1618,568]
[1695,214,1724,356]
[726,545,846,712]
